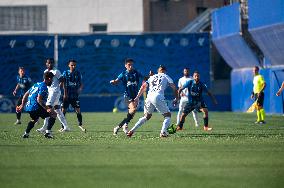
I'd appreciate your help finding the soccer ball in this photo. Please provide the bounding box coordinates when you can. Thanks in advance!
[112,107,118,113]
[167,124,177,134]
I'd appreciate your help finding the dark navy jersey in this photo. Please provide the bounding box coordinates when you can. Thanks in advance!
[16,75,32,96]
[25,82,48,112]
[62,70,82,99]
[182,80,208,102]
[117,69,143,100]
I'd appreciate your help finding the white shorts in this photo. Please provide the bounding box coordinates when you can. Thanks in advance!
[46,90,61,106]
[144,93,170,114]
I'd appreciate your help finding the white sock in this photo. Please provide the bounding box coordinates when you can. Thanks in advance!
[192,110,199,126]
[40,117,49,130]
[130,117,147,132]
[55,109,68,129]
[161,117,171,134]
[176,109,182,125]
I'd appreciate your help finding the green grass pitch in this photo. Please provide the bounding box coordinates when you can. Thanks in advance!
[0,112,283,188]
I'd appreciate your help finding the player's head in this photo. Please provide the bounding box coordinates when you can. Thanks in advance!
[253,66,259,75]
[68,59,77,71]
[193,71,200,82]
[43,72,54,86]
[183,68,189,77]
[124,58,134,71]
[18,67,25,77]
[46,58,55,69]
[158,65,167,73]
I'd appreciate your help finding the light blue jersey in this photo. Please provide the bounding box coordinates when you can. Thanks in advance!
[25,82,48,111]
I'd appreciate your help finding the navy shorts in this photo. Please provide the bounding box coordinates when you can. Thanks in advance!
[183,100,207,115]
[62,97,80,109]
[28,107,50,121]
[254,92,264,106]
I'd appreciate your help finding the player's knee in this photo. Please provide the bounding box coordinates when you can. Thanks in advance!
[163,112,171,117]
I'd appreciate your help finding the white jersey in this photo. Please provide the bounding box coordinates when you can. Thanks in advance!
[44,68,62,92]
[178,76,193,98]
[147,73,173,96]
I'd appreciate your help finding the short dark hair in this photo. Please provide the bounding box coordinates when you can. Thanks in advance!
[46,58,55,64]
[69,59,77,64]
[18,67,24,70]
[159,65,167,71]
[193,71,199,74]
[254,66,259,71]
[43,72,54,80]
[125,58,134,64]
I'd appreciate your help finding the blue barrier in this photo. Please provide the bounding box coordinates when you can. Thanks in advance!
[231,67,284,114]
[0,35,54,96]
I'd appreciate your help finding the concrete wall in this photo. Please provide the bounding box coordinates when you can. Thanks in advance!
[0,0,144,33]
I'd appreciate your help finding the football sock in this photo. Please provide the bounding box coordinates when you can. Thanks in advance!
[177,109,182,125]
[130,116,147,132]
[260,109,265,121]
[77,113,83,126]
[256,110,261,122]
[41,117,49,130]
[178,119,185,128]
[55,109,68,129]
[161,117,171,133]
[203,117,208,127]
[118,113,134,128]
[16,112,21,120]
[46,117,56,131]
[192,110,199,126]
[26,121,36,133]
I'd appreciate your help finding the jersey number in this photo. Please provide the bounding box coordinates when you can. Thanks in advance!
[151,76,162,90]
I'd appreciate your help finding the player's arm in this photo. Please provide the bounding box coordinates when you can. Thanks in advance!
[134,82,148,103]
[276,81,284,96]
[13,84,20,96]
[169,83,179,106]
[17,90,29,111]
[207,90,218,105]
[37,94,47,110]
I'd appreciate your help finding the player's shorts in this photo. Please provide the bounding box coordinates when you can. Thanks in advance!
[46,90,61,106]
[178,97,189,112]
[62,97,80,109]
[144,93,170,114]
[183,100,207,115]
[254,92,264,106]
[28,106,50,121]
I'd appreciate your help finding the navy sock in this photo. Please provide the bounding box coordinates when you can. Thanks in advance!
[47,117,56,130]
[26,121,35,133]
[16,112,21,120]
[204,117,208,127]
[77,113,82,126]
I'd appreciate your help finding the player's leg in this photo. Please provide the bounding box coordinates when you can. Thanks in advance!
[176,97,186,125]
[200,108,212,131]
[22,111,39,138]
[127,98,154,137]
[72,98,86,132]
[44,109,57,138]
[154,95,171,137]
[15,96,23,125]
[52,91,69,130]
[177,102,194,130]
[256,92,265,124]
[192,109,199,127]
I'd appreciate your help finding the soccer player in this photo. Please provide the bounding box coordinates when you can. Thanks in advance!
[17,72,57,138]
[176,71,217,131]
[276,81,284,96]
[176,68,199,127]
[60,59,86,132]
[110,58,144,135]
[127,65,178,138]
[12,67,32,125]
[36,58,70,133]
[251,66,266,124]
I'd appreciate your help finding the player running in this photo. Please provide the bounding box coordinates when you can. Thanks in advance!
[127,65,178,138]
[12,67,32,125]
[110,58,144,135]
[60,59,86,132]
[18,72,57,138]
[36,58,70,133]
[176,71,217,131]
[176,68,199,127]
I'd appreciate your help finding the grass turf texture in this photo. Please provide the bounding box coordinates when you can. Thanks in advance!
[0,112,283,188]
